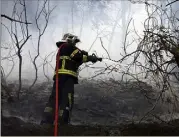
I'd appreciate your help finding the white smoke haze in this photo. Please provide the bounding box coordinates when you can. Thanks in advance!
[1,0,179,83]
[1,0,179,127]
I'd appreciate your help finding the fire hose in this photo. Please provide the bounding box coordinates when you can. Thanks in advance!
[54,46,102,136]
[54,43,66,136]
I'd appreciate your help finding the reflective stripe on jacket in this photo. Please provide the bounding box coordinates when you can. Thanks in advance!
[54,43,88,78]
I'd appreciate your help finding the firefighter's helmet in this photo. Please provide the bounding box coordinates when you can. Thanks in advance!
[62,33,80,44]
[56,33,80,48]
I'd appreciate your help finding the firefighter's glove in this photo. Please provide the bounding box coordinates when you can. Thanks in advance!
[81,50,88,56]
[87,55,98,63]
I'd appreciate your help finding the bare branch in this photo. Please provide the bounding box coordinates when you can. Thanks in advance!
[1,14,32,24]
[166,0,179,7]
[99,37,111,59]
[29,0,55,90]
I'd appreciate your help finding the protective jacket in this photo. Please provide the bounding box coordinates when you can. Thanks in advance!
[53,42,88,83]
[40,34,102,129]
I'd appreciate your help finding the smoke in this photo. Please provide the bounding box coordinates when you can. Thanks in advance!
[1,0,179,82]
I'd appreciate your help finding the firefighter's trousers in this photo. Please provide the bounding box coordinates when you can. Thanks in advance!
[40,76,74,125]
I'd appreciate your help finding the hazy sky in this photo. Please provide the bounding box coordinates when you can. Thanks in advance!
[1,0,178,83]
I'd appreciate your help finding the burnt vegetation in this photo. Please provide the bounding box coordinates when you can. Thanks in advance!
[1,0,179,136]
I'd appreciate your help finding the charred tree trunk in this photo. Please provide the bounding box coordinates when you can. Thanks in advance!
[17,49,22,100]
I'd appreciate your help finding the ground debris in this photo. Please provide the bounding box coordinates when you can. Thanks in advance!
[2,116,179,136]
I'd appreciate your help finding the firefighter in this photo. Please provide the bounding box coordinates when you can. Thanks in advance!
[40,33,102,128]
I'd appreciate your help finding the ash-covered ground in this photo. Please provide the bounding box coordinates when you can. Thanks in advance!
[1,79,179,135]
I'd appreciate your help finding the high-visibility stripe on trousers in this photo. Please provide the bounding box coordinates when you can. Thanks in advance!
[40,76,74,126]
